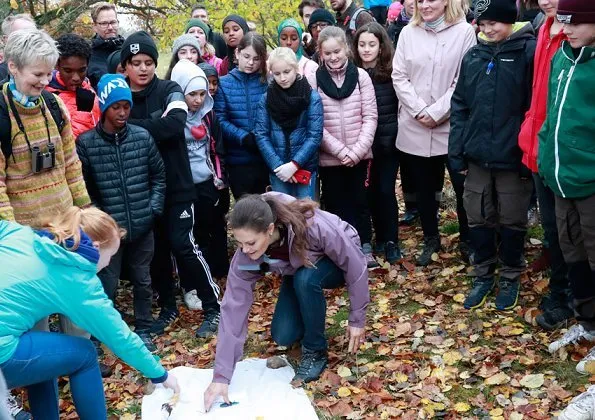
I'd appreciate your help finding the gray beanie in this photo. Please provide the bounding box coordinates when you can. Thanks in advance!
[172,34,202,57]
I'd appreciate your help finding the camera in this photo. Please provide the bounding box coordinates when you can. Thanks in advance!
[31,144,56,173]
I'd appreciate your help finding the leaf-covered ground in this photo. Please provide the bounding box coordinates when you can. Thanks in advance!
[45,208,595,419]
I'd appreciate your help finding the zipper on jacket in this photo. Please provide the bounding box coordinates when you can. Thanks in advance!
[245,79,252,132]
[115,133,133,234]
[339,101,347,155]
[554,69,565,105]
[553,53,581,198]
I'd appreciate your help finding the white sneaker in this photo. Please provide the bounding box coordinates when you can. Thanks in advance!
[184,289,202,310]
[6,394,31,419]
[558,385,595,420]
[577,345,595,375]
[549,324,595,353]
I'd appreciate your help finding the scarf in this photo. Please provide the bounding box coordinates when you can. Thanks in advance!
[9,77,39,108]
[426,14,445,30]
[315,60,359,100]
[400,8,411,24]
[277,18,305,60]
[266,75,311,136]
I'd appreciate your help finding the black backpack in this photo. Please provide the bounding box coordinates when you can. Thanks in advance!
[0,89,65,168]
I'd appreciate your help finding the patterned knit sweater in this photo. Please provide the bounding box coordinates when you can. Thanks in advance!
[0,86,90,225]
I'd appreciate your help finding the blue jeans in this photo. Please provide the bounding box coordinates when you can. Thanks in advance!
[271,257,345,351]
[269,172,317,199]
[1,332,106,419]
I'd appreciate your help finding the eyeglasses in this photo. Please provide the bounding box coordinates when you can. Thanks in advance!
[95,20,119,28]
[311,22,330,30]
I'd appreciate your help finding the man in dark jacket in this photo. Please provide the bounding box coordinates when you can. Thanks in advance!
[448,0,537,312]
[121,31,221,338]
[191,3,227,58]
[77,73,166,352]
[331,0,374,42]
[88,2,125,90]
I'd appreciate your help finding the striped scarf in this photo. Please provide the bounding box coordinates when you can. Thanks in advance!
[8,77,39,108]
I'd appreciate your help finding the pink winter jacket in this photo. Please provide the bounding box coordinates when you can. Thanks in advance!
[392,17,476,157]
[307,63,378,167]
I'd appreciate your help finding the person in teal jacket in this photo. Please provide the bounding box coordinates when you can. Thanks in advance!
[0,207,179,419]
[537,0,595,379]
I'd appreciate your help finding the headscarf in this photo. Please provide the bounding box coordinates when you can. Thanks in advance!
[277,18,304,60]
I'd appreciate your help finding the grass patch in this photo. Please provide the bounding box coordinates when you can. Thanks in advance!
[446,385,480,401]
[543,360,589,392]
[441,221,460,236]
[398,300,424,316]
[327,307,349,338]
[527,224,545,241]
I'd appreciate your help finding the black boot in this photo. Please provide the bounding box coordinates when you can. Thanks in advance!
[292,347,328,384]
[416,236,441,266]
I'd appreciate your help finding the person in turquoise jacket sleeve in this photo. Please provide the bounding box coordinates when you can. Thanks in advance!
[0,207,179,419]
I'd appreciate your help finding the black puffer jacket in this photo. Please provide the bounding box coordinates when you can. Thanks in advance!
[366,68,398,156]
[77,123,166,242]
[88,35,125,90]
[449,23,536,173]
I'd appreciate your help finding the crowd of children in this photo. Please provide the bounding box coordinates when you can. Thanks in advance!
[1,0,595,417]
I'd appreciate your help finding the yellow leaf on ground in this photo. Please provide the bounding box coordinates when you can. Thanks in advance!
[431,252,439,261]
[453,294,465,303]
[337,387,351,397]
[485,372,510,385]
[489,408,504,416]
[337,366,352,378]
[519,373,545,389]
[443,350,463,366]
[454,402,470,412]
[394,372,409,383]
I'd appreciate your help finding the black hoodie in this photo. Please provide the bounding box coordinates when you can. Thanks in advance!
[88,34,125,90]
[127,75,196,203]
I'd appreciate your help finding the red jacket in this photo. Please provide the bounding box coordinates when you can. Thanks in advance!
[518,17,566,172]
[46,72,101,140]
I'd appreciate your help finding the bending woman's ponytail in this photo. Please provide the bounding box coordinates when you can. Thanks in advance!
[229,195,318,266]
[33,207,125,251]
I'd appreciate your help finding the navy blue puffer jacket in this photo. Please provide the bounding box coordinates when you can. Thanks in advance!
[254,91,323,173]
[214,69,268,166]
[76,123,166,242]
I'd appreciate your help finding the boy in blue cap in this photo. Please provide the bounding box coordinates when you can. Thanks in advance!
[76,74,166,351]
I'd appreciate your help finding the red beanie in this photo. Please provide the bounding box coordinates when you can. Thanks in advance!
[557,0,595,24]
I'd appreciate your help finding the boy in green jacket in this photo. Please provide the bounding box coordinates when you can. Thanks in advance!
[538,0,595,379]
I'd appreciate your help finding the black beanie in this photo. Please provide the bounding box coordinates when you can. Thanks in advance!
[308,9,337,30]
[475,0,518,24]
[107,49,122,74]
[120,31,159,66]
[222,15,250,34]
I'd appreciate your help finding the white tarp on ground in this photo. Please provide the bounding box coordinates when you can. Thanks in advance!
[141,358,318,420]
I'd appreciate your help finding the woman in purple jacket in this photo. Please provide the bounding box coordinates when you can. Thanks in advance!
[203,192,369,410]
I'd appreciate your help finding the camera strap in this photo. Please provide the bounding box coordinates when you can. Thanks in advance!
[5,89,34,152]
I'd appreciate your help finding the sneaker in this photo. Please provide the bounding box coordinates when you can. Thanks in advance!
[464,277,495,309]
[416,236,441,266]
[549,324,595,353]
[6,395,32,420]
[577,346,595,375]
[539,289,572,312]
[196,310,220,338]
[149,308,179,335]
[137,330,157,352]
[536,304,574,331]
[292,347,328,384]
[495,279,520,310]
[373,241,385,256]
[184,289,203,311]
[400,209,419,225]
[385,241,402,264]
[558,385,595,420]
[362,243,379,268]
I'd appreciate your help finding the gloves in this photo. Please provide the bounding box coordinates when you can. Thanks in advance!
[274,162,298,182]
[242,133,258,152]
[75,87,96,112]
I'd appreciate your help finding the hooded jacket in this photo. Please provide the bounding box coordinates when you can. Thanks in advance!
[212,192,369,384]
[46,71,101,139]
[449,22,536,173]
[306,63,377,167]
[392,18,476,157]
[171,60,225,186]
[127,75,195,203]
[538,43,595,199]
[518,17,566,172]
[0,220,166,380]
[76,123,166,242]
[214,69,268,166]
[254,86,324,173]
[88,34,125,90]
